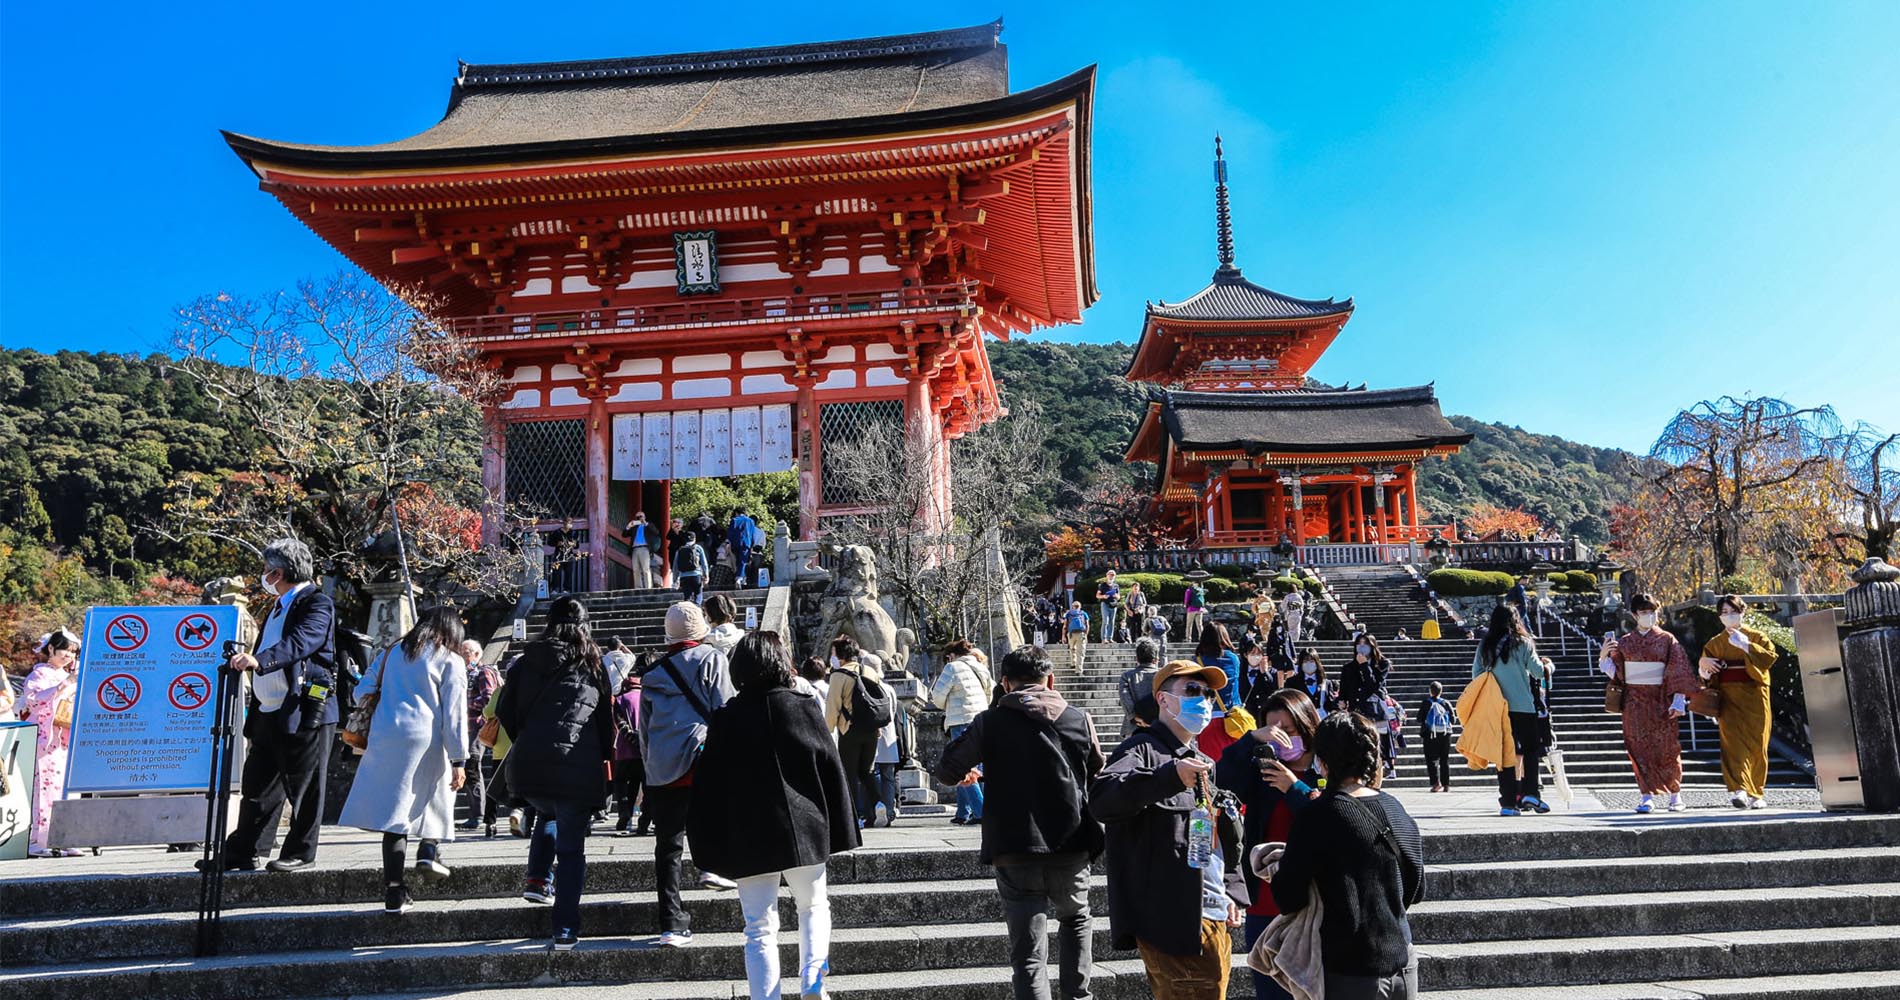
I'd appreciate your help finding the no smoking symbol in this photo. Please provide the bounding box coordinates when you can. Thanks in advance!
[170,672,211,711]
[98,673,142,712]
[104,614,149,652]
[176,614,218,651]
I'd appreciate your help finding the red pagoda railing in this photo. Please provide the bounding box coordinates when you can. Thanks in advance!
[444,282,977,341]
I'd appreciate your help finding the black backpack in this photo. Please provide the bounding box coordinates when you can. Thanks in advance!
[673,543,703,574]
[834,667,894,737]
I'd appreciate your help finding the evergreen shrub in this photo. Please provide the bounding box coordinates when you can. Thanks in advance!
[1426,568,1516,596]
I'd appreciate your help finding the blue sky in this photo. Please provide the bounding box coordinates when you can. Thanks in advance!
[2,2,1894,451]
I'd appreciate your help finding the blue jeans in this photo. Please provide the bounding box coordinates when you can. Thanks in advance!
[945,724,985,822]
[525,797,593,935]
[1098,604,1118,642]
[1245,913,1295,1000]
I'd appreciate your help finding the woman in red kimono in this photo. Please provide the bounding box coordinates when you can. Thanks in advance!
[1601,593,1697,813]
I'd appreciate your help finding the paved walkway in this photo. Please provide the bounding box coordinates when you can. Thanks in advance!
[0,786,1844,882]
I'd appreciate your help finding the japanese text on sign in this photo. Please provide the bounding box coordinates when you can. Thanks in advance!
[68,605,241,794]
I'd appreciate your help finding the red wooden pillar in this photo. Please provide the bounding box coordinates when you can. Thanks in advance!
[480,405,506,548]
[1374,479,1389,543]
[905,375,947,535]
[1217,468,1233,539]
[1406,467,1421,527]
[796,377,820,539]
[656,479,673,587]
[585,393,610,592]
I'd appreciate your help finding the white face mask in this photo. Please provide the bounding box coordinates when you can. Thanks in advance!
[1634,612,1658,630]
[1302,661,1318,675]
[1356,644,1371,657]
[1720,612,1744,629]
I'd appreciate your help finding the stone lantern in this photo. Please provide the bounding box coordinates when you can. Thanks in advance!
[1593,558,1624,609]
[1425,533,1452,569]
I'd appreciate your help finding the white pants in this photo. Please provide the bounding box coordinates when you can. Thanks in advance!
[630,545,653,590]
[737,861,831,1000]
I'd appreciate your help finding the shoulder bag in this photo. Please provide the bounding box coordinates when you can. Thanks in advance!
[340,649,389,751]
[1603,657,1625,715]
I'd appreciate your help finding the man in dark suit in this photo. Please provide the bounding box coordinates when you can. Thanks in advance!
[202,537,338,873]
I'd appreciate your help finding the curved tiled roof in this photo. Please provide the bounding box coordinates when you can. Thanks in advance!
[225,22,1014,162]
[1148,270,1352,322]
[1155,385,1472,453]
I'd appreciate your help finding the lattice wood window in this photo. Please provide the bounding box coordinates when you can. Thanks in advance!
[819,399,903,505]
[505,419,586,521]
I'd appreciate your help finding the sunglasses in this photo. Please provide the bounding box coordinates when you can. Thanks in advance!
[1174,681,1212,698]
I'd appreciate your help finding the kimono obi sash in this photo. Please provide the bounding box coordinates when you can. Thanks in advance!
[1624,660,1666,685]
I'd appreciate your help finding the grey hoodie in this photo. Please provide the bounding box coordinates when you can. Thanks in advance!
[638,642,736,787]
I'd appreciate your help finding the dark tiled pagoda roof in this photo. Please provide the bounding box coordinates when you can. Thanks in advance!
[225,21,1035,167]
[1148,270,1353,323]
[1154,385,1472,454]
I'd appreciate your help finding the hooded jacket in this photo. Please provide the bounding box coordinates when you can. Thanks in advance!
[495,640,614,806]
[934,685,1105,865]
[929,654,995,729]
[638,641,736,787]
[1089,724,1249,956]
[703,622,745,658]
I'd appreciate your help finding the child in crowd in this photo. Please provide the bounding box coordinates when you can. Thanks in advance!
[1419,680,1458,792]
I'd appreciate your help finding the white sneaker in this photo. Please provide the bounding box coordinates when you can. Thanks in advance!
[1635,795,1654,814]
[1730,791,1749,809]
[657,930,694,948]
[1667,794,1686,812]
[1748,795,1769,810]
[698,873,736,890]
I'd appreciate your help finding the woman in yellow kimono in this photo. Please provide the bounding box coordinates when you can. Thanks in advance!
[1699,595,1779,809]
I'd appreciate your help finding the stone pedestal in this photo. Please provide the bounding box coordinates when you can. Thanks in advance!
[1842,558,1900,812]
[363,579,420,652]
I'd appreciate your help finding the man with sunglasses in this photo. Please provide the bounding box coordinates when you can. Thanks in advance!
[1089,661,1249,1000]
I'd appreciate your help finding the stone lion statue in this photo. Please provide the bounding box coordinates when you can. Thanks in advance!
[816,544,915,676]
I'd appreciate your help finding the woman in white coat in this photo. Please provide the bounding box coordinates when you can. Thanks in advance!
[930,639,994,825]
[340,608,470,915]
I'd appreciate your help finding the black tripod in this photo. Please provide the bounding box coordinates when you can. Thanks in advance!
[195,641,245,957]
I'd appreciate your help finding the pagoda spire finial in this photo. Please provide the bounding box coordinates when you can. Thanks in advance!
[1214,134,1240,280]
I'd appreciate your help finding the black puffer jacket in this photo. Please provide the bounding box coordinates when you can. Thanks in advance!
[496,639,614,806]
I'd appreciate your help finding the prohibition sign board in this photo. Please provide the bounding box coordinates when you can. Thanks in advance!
[169,672,211,711]
[71,604,240,794]
[97,673,142,713]
[175,613,219,651]
[104,614,149,653]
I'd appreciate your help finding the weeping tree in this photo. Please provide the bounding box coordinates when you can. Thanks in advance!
[1827,424,1900,564]
[154,271,527,609]
[821,398,1057,653]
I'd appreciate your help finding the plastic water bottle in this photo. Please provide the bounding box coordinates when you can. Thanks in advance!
[1186,805,1213,870]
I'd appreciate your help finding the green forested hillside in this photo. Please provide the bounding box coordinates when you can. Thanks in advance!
[1417,416,1634,543]
[986,339,1632,544]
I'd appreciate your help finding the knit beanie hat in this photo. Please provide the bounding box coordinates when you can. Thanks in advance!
[665,602,709,644]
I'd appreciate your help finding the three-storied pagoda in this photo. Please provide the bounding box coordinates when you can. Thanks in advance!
[225,22,1095,590]
[1123,140,1471,551]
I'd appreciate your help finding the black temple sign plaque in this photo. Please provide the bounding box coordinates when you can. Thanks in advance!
[673,231,720,296]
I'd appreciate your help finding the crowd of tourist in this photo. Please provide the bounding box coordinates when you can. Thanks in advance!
[4,525,1799,1000]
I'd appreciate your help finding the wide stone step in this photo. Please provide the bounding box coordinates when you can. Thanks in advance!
[1421,970,1900,1000]
[1419,925,1900,990]
[11,917,1900,1000]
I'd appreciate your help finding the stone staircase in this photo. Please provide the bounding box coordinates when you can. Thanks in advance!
[499,587,771,664]
[1052,563,1810,793]
[5,810,1899,998]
